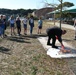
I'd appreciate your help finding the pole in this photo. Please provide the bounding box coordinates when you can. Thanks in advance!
[54,12,55,25]
[60,0,62,29]
[53,0,55,26]
[75,26,76,40]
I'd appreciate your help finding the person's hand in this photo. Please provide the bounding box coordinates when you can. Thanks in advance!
[61,45,64,49]
[74,25,75,27]
[56,36,58,39]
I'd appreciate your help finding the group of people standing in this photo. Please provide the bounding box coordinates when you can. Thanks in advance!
[0,14,43,38]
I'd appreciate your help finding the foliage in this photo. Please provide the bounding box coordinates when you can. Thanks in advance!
[56,2,74,10]
[0,8,36,16]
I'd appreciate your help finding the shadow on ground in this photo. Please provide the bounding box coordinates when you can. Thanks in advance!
[62,38,74,42]
[6,34,47,43]
[0,46,11,55]
[7,36,31,43]
[22,33,47,39]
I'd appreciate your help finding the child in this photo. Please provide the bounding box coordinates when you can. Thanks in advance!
[0,15,5,38]
[16,17,21,36]
[38,17,43,34]
[29,15,34,35]
[8,15,15,36]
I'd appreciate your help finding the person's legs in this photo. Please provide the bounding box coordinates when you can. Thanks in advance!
[11,24,15,35]
[1,28,4,38]
[17,27,19,35]
[24,24,27,35]
[18,27,21,35]
[19,26,21,35]
[2,28,5,37]
[47,36,52,45]
[11,27,12,35]
[37,27,39,34]
[12,27,15,35]
[52,36,58,48]
[40,26,42,34]
[40,29,42,34]
[25,28,27,34]
[30,26,33,35]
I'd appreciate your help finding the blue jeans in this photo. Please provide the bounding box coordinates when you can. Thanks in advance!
[30,26,33,34]
[0,27,4,36]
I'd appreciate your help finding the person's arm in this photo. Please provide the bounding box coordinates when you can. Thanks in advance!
[29,19,30,25]
[60,42,64,49]
[58,36,64,49]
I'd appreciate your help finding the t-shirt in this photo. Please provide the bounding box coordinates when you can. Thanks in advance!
[38,20,42,26]
[22,18,27,24]
[9,19,15,24]
[16,20,21,26]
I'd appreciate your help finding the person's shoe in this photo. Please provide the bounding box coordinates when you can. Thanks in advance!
[19,34,21,36]
[52,46,58,49]
[24,33,27,35]
[47,43,52,46]
[5,34,7,36]
[11,34,12,36]
[37,32,39,34]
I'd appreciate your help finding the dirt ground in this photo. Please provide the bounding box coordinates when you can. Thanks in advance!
[0,20,76,75]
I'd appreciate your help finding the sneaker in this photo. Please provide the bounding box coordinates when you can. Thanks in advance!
[37,32,39,34]
[1,35,4,38]
[52,46,58,49]
[47,43,52,46]
[24,33,27,35]
[5,34,7,36]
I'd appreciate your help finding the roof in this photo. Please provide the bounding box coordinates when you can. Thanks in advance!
[64,9,76,13]
[47,8,76,14]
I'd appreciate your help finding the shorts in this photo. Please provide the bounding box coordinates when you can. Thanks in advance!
[38,26,42,29]
[24,24,27,28]
[10,24,14,27]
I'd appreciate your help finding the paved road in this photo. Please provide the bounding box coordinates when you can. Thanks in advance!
[48,22,75,30]
[55,22,75,30]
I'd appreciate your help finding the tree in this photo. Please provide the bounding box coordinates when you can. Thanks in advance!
[56,2,74,10]
[57,0,74,28]
[43,0,74,28]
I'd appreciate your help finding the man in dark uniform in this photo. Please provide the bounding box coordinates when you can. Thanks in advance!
[46,26,66,49]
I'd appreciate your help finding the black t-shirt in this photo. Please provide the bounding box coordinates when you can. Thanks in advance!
[16,20,21,27]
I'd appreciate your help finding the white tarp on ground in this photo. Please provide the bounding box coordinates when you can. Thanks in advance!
[38,37,76,58]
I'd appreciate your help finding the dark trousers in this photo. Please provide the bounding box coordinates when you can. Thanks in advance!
[17,26,21,35]
[47,35,56,47]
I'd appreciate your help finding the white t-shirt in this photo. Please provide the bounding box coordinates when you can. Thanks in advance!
[8,18,15,24]
[22,18,27,24]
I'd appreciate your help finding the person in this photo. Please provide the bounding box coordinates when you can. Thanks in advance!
[74,18,76,40]
[8,15,15,36]
[38,17,43,34]
[74,19,76,27]
[16,17,21,36]
[29,15,34,35]
[22,15,28,35]
[46,26,66,49]
[0,15,5,38]
[3,15,7,37]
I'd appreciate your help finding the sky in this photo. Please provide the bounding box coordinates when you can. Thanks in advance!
[0,0,76,10]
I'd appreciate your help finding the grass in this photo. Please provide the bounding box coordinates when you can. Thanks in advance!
[0,20,75,75]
